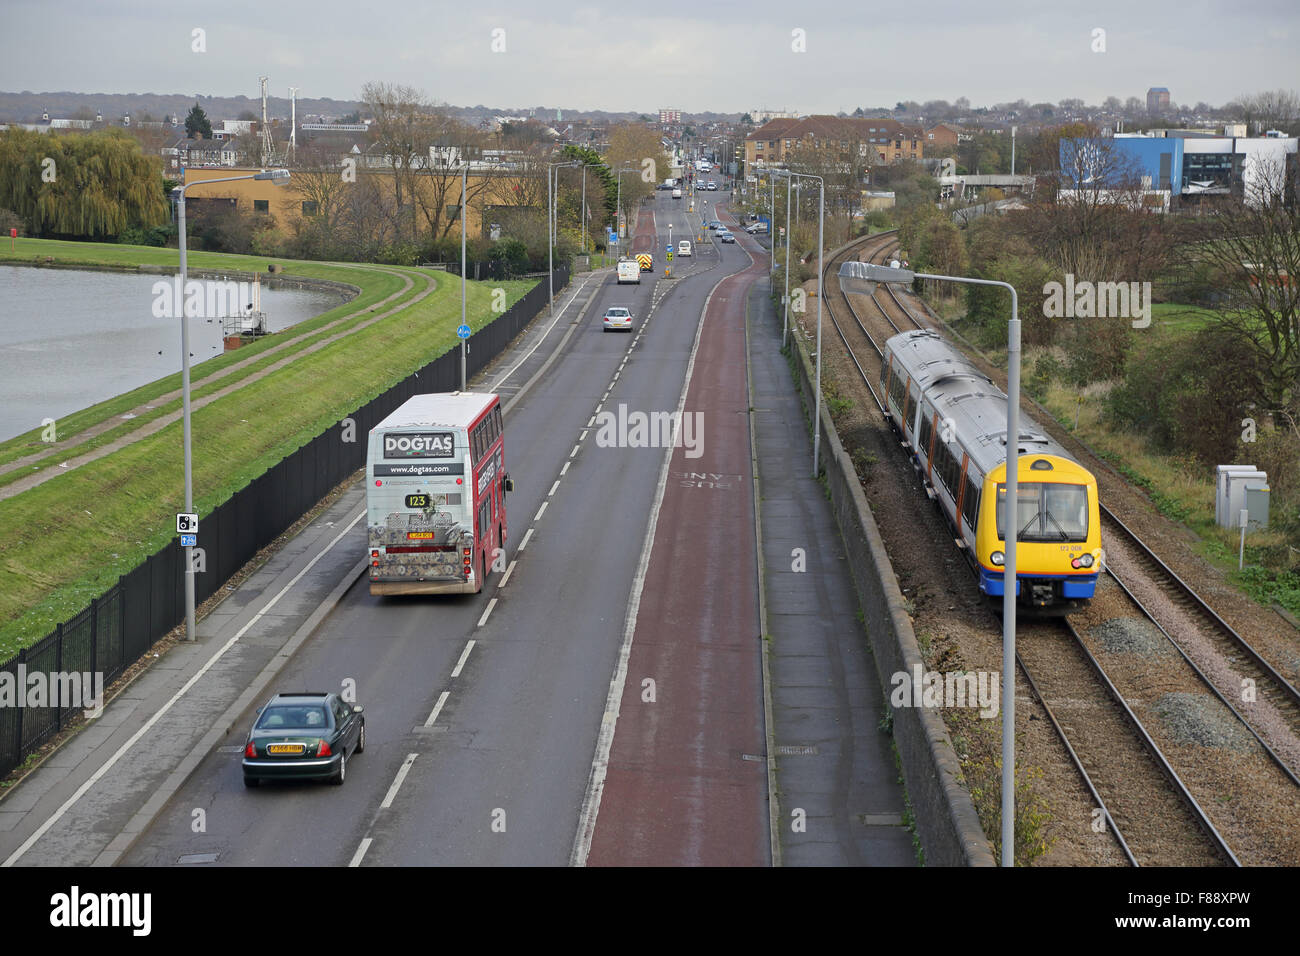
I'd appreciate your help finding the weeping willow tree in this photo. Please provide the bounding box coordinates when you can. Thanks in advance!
[0,128,169,238]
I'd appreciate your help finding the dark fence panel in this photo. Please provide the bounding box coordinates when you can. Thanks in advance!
[0,269,568,780]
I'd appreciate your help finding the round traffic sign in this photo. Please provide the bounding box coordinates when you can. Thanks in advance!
[457,324,471,339]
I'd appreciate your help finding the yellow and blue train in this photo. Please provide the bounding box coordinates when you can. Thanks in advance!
[880,329,1101,612]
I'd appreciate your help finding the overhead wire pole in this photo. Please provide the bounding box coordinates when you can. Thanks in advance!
[839,261,1022,866]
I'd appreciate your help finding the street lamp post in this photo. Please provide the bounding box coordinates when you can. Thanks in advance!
[779,171,824,478]
[769,173,776,278]
[460,162,468,390]
[173,167,289,642]
[840,260,1021,867]
[782,173,793,345]
[547,159,580,315]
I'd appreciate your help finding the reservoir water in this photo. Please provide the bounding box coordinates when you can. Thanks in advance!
[0,266,345,442]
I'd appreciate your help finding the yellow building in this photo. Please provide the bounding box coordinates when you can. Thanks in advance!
[180,166,532,240]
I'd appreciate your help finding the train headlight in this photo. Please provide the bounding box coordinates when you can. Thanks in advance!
[990,551,1005,567]
[1075,553,1095,569]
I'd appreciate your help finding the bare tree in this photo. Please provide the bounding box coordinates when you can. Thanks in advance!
[1194,157,1300,423]
[1230,89,1300,135]
[361,82,432,242]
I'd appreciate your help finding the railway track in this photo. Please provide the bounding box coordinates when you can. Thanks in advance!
[856,242,1300,792]
[1017,619,1237,866]
[813,228,1275,864]
[1099,505,1300,777]
[817,230,898,411]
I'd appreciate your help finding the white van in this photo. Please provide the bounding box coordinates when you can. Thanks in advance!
[672,187,682,199]
[616,258,640,284]
[677,240,692,257]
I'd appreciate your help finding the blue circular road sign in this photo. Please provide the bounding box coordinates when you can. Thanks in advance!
[457,324,472,339]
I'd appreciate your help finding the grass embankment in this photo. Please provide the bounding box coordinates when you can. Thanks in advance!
[0,238,536,657]
[1030,366,1299,613]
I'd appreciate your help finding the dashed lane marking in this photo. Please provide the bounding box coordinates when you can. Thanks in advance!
[451,640,476,677]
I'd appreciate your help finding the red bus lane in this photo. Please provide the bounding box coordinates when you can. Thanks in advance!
[631,206,656,255]
[587,243,767,866]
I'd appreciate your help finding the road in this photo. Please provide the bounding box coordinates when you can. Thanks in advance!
[120,189,771,866]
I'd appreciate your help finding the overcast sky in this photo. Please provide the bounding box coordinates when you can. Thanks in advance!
[2,0,1295,115]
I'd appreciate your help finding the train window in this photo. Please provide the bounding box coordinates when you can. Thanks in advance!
[903,388,914,431]
[934,443,953,493]
[963,475,981,529]
[944,449,960,494]
[919,413,933,460]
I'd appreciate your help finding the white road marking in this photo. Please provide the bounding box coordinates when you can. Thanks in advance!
[451,639,476,676]
[570,266,719,867]
[534,501,548,521]
[2,507,367,868]
[569,444,580,458]
[477,598,497,627]
[549,479,561,497]
[560,461,570,477]
[519,528,535,550]
[424,691,450,727]
[499,559,518,587]
[490,272,599,390]
[587,416,595,428]
[579,430,588,441]
[380,753,419,809]
[348,837,373,868]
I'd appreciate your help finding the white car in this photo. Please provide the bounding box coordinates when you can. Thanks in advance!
[603,306,633,332]
[677,240,692,257]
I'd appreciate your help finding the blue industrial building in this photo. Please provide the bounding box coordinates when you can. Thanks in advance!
[1059,136,1184,191]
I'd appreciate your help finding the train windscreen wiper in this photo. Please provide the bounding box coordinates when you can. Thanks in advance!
[1043,510,1071,541]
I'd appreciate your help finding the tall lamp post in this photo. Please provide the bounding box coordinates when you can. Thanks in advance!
[774,170,793,345]
[547,159,580,314]
[778,171,824,477]
[459,161,468,390]
[769,172,776,278]
[614,164,636,240]
[840,259,1021,867]
[579,162,602,254]
[173,167,289,642]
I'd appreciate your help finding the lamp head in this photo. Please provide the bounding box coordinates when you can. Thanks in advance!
[838,260,914,296]
[254,169,291,186]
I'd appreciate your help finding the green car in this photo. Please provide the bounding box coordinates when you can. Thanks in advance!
[242,692,365,787]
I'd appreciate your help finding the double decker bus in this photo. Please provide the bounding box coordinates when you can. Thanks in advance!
[366,391,512,595]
